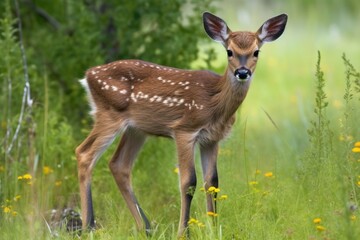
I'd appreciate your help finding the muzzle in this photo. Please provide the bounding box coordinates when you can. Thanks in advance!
[234,67,252,81]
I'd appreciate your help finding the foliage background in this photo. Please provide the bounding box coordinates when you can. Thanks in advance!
[1,0,360,239]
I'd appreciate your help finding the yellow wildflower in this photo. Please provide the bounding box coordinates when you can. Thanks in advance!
[264,172,274,178]
[350,215,356,221]
[316,225,326,231]
[13,195,21,201]
[173,167,179,174]
[3,206,11,213]
[43,166,54,175]
[188,217,199,225]
[357,181,360,187]
[218,194,228,200]
[17,176,23,180]
[355,142,360,147]
[249,181,258,186]
[55,180,62,187]
[255,169,261,175]
[197,222,205,227]
[22,174,32,180]
[352,147,360,153]
[313,218,321,224]
[11,211,18,216]
[207,211,218,217]
[207,186,220,194]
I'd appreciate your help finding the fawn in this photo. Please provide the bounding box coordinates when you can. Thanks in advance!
[76,11,287,237]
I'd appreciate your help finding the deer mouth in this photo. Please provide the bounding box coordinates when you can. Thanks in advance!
[234,67,252,81]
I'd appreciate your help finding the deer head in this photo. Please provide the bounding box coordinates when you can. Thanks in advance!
[203,12,287,81]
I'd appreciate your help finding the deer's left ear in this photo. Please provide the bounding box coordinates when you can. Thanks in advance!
[257,14,288,43]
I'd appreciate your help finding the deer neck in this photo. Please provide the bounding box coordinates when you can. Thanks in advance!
[213,67,251,120]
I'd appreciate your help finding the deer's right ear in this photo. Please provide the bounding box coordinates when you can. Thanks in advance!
[203,12,231,46]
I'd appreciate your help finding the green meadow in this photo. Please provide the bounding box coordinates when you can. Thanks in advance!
[1,0,360,239]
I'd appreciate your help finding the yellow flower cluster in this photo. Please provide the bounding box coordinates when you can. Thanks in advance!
[2,195,21,217]
[207,186,220,193]
[17,173,32,180]
[18,173,32,185]
[313,217,326,231]
[352,141,360,153]
[188,217,205,227]
[207,211,218,217]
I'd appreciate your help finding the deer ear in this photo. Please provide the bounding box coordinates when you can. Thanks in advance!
[203,12,231,46]
[257,14,288,43]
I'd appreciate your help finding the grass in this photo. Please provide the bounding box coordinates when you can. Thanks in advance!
[1,1,360,239]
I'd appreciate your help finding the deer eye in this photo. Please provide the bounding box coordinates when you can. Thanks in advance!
[253,50,259,58]
[227,49,233,57]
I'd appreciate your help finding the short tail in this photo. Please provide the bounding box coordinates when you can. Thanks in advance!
[80,78,97,116]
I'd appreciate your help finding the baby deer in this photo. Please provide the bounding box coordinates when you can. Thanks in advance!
[76,11,287,237]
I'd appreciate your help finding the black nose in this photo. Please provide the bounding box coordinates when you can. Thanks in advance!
[234,68,251,80]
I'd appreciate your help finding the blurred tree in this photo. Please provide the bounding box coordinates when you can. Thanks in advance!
[9,0,215,122]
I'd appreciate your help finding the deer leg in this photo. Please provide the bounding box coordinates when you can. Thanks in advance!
[108,127,150,234]
[75,118,123,230]
[175,132,197,238]
[200,142,219,214]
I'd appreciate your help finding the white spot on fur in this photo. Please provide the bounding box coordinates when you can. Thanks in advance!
[184,100,203,110]
[111,86,118,91]
[129,71,135,80]
[119,89,127,94]
[130,93,137,103]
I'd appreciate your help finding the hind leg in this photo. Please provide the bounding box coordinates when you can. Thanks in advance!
[108,127,150,234]
[75,115,125,229]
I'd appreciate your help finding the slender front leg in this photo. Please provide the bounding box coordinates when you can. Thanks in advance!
[200,142,219,213]
[175,132,197,238]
